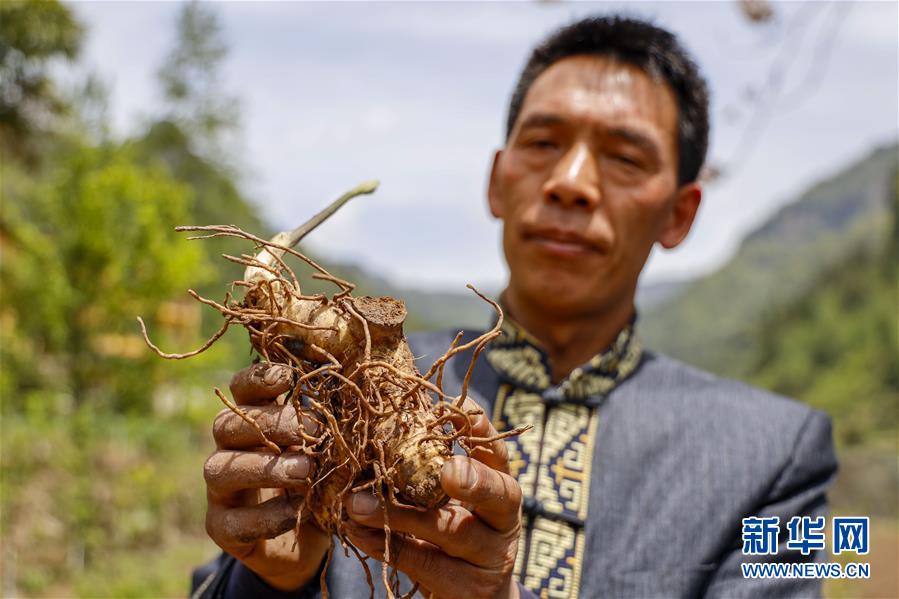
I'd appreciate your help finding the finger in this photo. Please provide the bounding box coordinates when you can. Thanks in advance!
[344,492,505,564]
[205,450,314,500]
[441,456,521,532]
[207,491,303,549]
[213,404,320,449]
[346,528,500,599]
[454,397,509,473]
[229,362,294,406]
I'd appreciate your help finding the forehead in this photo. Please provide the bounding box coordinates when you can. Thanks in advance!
[518,55,678,143]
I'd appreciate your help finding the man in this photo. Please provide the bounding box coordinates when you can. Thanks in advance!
[193,15,837,599]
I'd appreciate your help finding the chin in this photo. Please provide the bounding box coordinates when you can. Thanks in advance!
[514,270,600,316]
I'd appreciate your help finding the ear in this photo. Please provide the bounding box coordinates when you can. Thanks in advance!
[487,149,504,219]
[658,182,702,249]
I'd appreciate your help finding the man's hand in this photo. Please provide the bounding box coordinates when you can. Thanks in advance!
[204,362,330,592]
[344,399,522,599]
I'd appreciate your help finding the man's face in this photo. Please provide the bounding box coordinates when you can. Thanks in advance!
[489,55,701,318]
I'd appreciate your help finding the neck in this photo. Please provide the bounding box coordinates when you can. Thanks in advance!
[503,289,635,383]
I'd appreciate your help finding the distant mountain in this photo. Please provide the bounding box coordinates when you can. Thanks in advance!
[747,242,897,446]
[748,169,898,449]
[641,143,898,377]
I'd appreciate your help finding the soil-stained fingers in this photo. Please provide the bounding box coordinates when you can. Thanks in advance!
[345,494,507,564]
[346,456,521,538]
[229,362,294,405]
[346,527,516,599]
[204,450,314,501]
[207,491,304,548]
[440,456,522,533]
[213,403,320,449]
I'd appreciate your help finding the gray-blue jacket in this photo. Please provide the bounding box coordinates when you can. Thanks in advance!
[192,329,837,598]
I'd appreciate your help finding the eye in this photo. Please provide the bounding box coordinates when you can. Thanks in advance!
[613,153,651,172]
[529,139,557,150]
[612,154,640,167]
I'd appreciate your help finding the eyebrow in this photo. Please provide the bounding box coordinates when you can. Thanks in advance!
[517,113,566,130]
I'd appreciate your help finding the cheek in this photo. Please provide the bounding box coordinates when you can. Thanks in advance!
[497,170,542,233]
[609,183,674,244]
[499,154,544,198]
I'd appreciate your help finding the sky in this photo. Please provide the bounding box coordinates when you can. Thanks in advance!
[68,1,898,292]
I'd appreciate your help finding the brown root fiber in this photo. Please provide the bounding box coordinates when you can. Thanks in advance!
[139,186,528,598]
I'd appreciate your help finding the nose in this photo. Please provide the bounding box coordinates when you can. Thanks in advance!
[542,143,600,209]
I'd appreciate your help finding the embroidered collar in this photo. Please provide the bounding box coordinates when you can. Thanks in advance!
[485,310,643,403]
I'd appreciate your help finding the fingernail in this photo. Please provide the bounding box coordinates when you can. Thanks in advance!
[350,491,379,516]
[280,454,310,480]
[264,364,290,386]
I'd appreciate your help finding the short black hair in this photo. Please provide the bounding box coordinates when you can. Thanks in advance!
[506,15,710,185]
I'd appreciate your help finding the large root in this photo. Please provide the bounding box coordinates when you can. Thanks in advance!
[138,183,528,598]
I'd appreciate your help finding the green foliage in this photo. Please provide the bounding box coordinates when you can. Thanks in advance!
[1,4,256,597]
[1,405,220,597]
[0,0,83,163]
[748,244,898,446]
[746,170,899,447]
[1,141,209,411]
[642,144,898,378]
[130,119,274,353]
[134,120,267,239]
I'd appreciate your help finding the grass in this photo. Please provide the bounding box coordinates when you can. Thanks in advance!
[1,392,221,597]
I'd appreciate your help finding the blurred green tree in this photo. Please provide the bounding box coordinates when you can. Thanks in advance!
[131,121,269,322]
[0,0,83,165]
[140,0,269,347]
[156,0,240,160]
[1,6,246,594]
[1,143,208,413]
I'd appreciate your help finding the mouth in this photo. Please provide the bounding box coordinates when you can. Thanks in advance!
[523,227,607,257]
